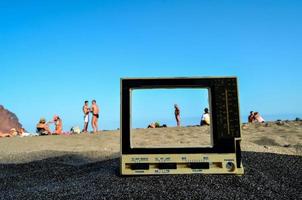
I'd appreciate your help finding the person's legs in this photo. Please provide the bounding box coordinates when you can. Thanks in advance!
[176,115,180,126]
[83,115,89,132]
[91,116,96,133]
[95,117,98,132]
[84,122,88,132]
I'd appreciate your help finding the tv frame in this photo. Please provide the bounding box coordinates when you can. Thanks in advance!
[120,77,243,175]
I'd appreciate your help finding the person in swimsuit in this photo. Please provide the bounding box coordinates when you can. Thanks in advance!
[36,118,52,135]
[48,115,63,135]
[82,101,90,132]
[91,100,100,133]
[174,104,181,127]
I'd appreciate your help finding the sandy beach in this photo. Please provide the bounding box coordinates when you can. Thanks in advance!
[0,120,301,164]
[0,120,301,199]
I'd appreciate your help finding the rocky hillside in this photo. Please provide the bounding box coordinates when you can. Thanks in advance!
[0,105,23,132]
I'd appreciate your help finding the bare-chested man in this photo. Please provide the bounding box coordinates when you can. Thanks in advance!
[82,101,90,132]
[91,100,100,133]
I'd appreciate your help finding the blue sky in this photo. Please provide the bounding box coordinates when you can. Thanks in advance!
[0,0,301,131]
[132,89,209,128]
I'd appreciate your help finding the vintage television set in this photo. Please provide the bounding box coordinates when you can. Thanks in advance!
[120,77,244,175]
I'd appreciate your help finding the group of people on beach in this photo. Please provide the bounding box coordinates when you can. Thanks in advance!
[82,100,100,133]
[174,104,211,127]
[0,100,100,138]
[148,104,211,128]
[1,100,267,138]
[177,105,211,127]
[34,100,100,136]
[35,115,63,135]
[248,111,265,123]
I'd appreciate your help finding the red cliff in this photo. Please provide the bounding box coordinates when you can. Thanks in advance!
[0,105,23,133]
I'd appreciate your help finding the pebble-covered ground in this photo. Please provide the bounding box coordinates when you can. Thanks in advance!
[0,151,301,200]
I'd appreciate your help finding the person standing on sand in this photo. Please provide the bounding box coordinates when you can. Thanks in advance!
[174,104,181,127]
[82,101,90,132]
[91,100,100,133]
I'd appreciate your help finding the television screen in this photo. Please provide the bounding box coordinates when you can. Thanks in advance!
[131,88,212,148]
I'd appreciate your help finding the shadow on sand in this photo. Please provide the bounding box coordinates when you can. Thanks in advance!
[0,152,301,200]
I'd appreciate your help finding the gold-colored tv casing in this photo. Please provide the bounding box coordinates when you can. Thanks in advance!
[120,77,244,176]
[121,153,244,175]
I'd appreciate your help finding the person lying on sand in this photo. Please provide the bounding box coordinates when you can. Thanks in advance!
[91,100,99,133]
[147,122,167,128]
[18,128,27,137]
[147,122,160,128]
[0,131,12,138]
[148,122,156,128]
[248,111,255,123]
[18,128,38,137]
[174,104,181,127]
[9,128,18,136]
[36,118,52,135]
[200,108,211,126]
[49,115,63,135]
[0,128,20,138]
[254,112,265,123]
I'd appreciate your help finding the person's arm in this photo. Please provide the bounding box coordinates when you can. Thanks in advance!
[44,124,52,134]
[83,107,87,114]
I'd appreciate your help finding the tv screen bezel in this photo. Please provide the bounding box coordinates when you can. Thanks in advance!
[121,77,241,155]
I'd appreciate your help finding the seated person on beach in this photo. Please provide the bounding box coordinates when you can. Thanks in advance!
[200,108,211,126]
[50,115,63,135]
[248,111,255,123]
[36,118,52,135]
[254,112,265,123]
